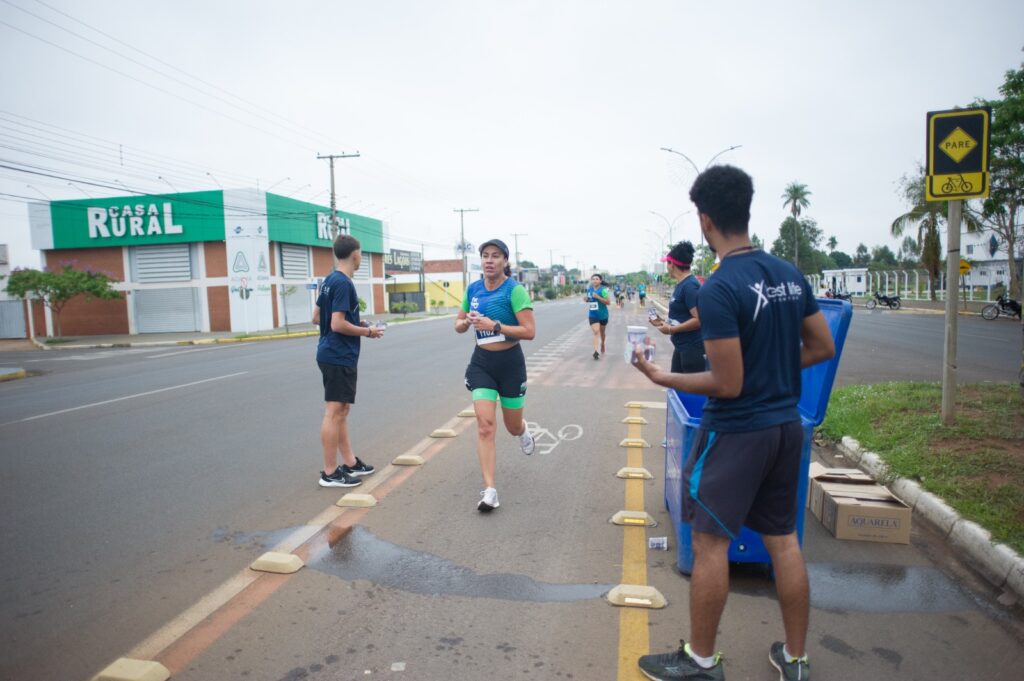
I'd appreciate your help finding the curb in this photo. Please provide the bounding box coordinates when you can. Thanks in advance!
[838,437,1023,604]
[0,368,27,382]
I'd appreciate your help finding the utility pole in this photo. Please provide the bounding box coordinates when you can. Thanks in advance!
[941,200,962,424]
[510,232,528,271]
[317,152,361,241]
[454,208,479,291]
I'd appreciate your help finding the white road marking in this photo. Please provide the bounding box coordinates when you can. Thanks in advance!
[1,372,248,426]
[147,345,248,359]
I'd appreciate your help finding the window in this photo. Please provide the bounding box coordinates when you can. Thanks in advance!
[966,245,974,255]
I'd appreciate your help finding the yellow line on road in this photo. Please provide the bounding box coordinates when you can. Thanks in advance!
[618,417,652,679]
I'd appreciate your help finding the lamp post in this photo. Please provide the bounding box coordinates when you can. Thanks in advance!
[265,177,290,193]
[648,210,690,250]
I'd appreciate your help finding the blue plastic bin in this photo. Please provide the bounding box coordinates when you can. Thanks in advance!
[664,298,853,574]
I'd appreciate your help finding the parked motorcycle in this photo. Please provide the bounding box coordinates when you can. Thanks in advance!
[981,293,1022,320]
[833,291,853,302]
[865,291,901,310]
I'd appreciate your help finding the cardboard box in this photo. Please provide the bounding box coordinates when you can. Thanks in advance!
[808,462,877,518]
[820,488,912,544]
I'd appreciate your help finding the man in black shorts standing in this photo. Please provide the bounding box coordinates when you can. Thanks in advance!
[632,166,835,681]
[313,234,383,488]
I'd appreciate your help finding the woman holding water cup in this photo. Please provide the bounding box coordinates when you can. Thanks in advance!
[651,241,705,373]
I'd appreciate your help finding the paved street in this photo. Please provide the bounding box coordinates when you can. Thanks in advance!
[0,299,1022,681]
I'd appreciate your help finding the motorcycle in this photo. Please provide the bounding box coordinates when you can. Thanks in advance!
[981,293,1022,320]
[865,291,901,310]
[833,291,853,302]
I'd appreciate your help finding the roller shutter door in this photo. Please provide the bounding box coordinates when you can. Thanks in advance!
[0,300,26,338]
[131,245,200,333]
[279,244,313,325]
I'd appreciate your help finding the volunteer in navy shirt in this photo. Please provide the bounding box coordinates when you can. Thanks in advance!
[584,274,611,359]
[632,165,835,681]
[312,234,383,489]
[455,238,537,513]
[651,240,705,373]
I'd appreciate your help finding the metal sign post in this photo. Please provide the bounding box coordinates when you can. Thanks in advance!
[926,107,990,425]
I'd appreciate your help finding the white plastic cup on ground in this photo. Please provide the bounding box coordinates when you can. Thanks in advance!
[648,536,669,551]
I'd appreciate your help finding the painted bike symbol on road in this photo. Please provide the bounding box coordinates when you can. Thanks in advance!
[525,422,583,455]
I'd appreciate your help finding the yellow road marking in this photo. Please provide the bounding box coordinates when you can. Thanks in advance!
[618,406,652,680]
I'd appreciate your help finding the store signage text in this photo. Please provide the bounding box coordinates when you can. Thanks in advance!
[316,212,351,240]
[87,202,183,239]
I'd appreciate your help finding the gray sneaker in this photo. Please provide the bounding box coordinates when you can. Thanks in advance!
[768,642,809,681]
[638,641,724,681]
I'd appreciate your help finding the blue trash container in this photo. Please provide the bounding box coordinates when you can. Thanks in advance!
[664,298,853,574]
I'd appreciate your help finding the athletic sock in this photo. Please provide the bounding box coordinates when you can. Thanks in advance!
[683,643,717,669]
[783,644,807,664]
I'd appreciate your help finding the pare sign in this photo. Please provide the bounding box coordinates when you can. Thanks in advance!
[87,202,183,239]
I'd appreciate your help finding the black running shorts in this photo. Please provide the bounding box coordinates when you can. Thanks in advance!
[682,421,804,539]
[671,346,706,374]
[588,316,609,326]
[319,362,357,404]
[464,344,527,400]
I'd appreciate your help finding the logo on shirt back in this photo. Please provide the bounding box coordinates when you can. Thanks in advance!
[748,279,804,321]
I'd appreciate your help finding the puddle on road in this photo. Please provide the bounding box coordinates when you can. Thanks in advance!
[730,562,977,613]
[211,525,312,551]
[308,525,613,602]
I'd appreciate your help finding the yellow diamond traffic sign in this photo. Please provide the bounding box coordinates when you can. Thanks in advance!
[959,259,971,276]
[939,127,977,163]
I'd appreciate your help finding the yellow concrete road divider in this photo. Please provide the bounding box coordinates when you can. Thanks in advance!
[392,454,425,466]
[430,428,458,438]
[0,369,27,382]
[619,438,650,448]
[457,408,476,417]
[611,510,656,527]
[250,552,304,574]
[616,467,653,480]
[607,584,667,609]
[90,657,170,681]
[621,415,648,425]
[336,493,377,508]
[624,400,667,410]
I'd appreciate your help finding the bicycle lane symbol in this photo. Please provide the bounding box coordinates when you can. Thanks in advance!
[524,421,583,455]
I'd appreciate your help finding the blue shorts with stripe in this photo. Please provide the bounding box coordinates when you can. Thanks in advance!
[681,421,804,539]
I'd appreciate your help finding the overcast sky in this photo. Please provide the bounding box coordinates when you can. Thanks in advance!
[1,0,1022,273]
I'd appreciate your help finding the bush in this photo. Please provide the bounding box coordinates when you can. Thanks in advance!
[543,288,557,300]
[391,301,419,317]
[358,297,367,312]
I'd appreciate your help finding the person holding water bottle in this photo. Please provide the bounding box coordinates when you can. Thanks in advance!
[650,240,705,374]
[585,274,611,360]
[455,239,537,513]
[313,234,383,489]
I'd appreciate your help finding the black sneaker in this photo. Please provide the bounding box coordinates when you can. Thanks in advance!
[342,457,375,477]
[638,641,724,681]
[319,467,362,488]
[768,642,808,681]
[593,351,600,360]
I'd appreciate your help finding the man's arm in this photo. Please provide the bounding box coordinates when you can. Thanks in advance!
[800,311,835,368]
[330,312,378,338]
[312,306,319,325]
[633,336,743,398]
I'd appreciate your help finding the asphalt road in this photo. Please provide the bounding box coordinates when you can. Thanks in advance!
[0,300,1021,681]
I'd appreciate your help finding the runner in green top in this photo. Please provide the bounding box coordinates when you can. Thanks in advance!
[455,239,537,512]
[584,274,612,360]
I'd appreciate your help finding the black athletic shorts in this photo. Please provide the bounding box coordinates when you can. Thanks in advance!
[464,344,527,401]
[588,316,609,326]
[319,362,357,404]
[682,420,804,539]
[671,346,706,374]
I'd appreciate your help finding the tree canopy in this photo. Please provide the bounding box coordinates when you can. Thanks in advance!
[3,264,121,337]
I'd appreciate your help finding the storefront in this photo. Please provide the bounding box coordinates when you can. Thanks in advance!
[26,189,387,336]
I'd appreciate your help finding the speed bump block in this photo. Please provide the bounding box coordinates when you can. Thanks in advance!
[430,428,458,438]
[619,438,651,448]
[250,552,304,574]
[607,584,667,609]
[621,415,648,425]
[336,493,377,508]
[610,510,656,527]
[392,454,424,466]
[616,467,653,480]
[90,658,170,681]
[458,408,476,417]
[624,401,667,410]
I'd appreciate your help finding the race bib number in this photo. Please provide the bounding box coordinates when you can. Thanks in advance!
[588,302,599,311]
[476,330,507,346]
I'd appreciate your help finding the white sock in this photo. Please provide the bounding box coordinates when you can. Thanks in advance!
[684,643,717,669]
[783,645,806,663]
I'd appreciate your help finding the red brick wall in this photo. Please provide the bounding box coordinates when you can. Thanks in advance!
[271,284,279,328]
[205,242,227,278]
[41,249,128,336]
[30,299,45,337]
[371,253,383,278]
[312,247,334,277]
[208,286,230,331]
[268,243,277,276]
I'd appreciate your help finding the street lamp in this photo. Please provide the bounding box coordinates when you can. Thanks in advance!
[67,181,92,198]
[286,184,312,197]
[157,176,178,192]
[25,184,50,200]
[648,210,691,248]
[206,172,223,189]
[265,177,290,193]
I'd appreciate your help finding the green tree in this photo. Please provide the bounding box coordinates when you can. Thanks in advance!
[827,235,838,252]
[770,216,825,272]
[3,264,122,337]
[897,236,920,268]
[870,245,899,268]
[831,251,854,268]
[854,243,871,266]
[518,259,537,269]
[968,63,1024,300]
[782,181,812,266]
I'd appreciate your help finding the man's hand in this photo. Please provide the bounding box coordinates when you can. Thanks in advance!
[656,322,673,335]
[631,345,660,381]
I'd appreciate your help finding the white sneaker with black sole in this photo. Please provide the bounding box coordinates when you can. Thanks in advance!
[477,487,499,512]
[518,429,535,455]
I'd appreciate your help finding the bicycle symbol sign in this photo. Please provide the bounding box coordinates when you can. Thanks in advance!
[524,421,583,455]
[926,107,990,202]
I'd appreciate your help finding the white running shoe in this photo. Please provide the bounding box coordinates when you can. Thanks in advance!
[518,428,535,455]
[477,487,499,512]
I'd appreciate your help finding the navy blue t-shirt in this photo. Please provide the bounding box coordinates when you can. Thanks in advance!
[697,250,819,432]
[316,270,361,367]
[668,276,703,352]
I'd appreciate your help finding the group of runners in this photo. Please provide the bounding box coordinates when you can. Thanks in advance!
[312,165,836,681]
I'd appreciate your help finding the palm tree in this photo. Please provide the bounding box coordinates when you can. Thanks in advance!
[892,166,979,300]
[827,235,838,252]
[782,182,812,268]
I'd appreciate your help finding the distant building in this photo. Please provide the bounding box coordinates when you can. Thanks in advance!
[961,226,1022,291]
[820,267,868,295]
